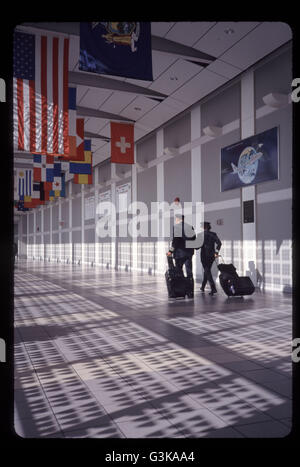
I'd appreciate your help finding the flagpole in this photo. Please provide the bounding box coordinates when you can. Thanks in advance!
[69,181,73,264]
[94,168,99,267]
[111,163,117,270]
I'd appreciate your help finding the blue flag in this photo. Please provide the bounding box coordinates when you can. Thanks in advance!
[79,22,153,81]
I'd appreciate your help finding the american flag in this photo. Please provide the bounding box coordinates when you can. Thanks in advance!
[13,31,69,156]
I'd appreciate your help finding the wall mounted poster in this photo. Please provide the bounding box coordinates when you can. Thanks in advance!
[220,127,279,192]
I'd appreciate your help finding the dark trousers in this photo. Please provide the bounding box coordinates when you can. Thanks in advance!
[201,256,216,291]
[175,256,193,278]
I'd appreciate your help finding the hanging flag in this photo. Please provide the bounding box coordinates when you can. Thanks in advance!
[110,122,134,164]
[24,182,45,208]
[33,154,54,182]
[15,200,29,212]
[79,22,153,81]
[46,163,66,197]
[73,140,93,184]
[68,86,77,159]
[69,139,92,174]
[60,117,85,161]
[74,172,93,185]
[16,168,33,202]
[13,31,69,156]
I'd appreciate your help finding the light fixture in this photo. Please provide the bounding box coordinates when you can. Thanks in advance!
[163,147,178,156]
[203,125,222,138]
[262,92,289,108]
[224,28,235,35]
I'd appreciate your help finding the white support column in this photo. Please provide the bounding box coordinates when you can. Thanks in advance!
[58,197,62,261]
[241,70,257,284]
[18,216,22,260]
[156,129,166,274]
[131,145,138,272]
[94,167,99,266]
[69,182,72,263]
[26,211,29,259]
[111,164,117,270]
[33,209,36,259]
[41,206,44,260]
[191,105,203,281]
[81,184,85,265]
[50,204,53,261]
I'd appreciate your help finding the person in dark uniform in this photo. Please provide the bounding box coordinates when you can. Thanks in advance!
[167,214,196,280]
[200,221,222,295]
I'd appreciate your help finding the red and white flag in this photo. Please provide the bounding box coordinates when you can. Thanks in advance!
[13,31,69,156]
[110,122,134,164]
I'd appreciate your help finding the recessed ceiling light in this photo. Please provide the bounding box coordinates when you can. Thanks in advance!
[224,28,235,35]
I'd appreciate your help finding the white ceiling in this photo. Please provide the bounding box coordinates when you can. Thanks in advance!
[15,21,292,167]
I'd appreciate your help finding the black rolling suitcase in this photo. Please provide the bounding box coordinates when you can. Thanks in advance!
[165,256,194,298]
[217,256,255,297]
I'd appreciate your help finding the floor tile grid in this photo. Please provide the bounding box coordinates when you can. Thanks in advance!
[14,264,292,438]
[15,327,129,438]
[14,284,237,436]
[14,336,67,438]
[15,284,186,440]
[15,287,133,437]
[109,342,290,434]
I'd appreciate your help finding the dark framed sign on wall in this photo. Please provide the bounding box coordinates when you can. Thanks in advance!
[220,126,279,192]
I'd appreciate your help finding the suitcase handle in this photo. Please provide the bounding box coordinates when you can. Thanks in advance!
[215,253,225,264]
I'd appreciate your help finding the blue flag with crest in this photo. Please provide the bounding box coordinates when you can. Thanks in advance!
[79,22,153,81]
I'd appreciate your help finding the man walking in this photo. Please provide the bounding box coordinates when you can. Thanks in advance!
[200,221,222,295]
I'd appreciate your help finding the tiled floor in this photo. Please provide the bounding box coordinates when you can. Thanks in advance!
[14,260,293,438]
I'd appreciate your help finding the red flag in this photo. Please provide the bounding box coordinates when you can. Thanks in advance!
[110,122,134,164]
[60,117,85,161]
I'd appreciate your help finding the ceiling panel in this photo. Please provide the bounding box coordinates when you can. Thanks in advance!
[193,22,261,58]
[69,35,80,71]
[150,59,204,96]
[120,95,159,121]
[78,87,113,109]
[221,22,293,70]
[206,59,242,79]
[137,100,187,130]
[76,85,89,104]
[160,96,190,112]
[172,68,227,105]
[84,118,106,134]
[150,22,175,37]
[125,50,178,84]
[165,21,216,46]
[99,92,137,115]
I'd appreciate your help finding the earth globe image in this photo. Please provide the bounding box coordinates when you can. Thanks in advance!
[237,146,259,184]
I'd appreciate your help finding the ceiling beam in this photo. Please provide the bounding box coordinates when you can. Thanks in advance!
[151,35,215,64]
[85,131,110,141]
[69,71,166,99]
[76,105,135,122]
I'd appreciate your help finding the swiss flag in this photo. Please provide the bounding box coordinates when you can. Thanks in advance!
[110,122,134,164]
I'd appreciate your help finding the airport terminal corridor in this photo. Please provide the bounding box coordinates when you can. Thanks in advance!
[12,22,293,440]
[14,260,292,438]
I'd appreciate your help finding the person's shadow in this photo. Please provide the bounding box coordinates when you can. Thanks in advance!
[246,260,263,289]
